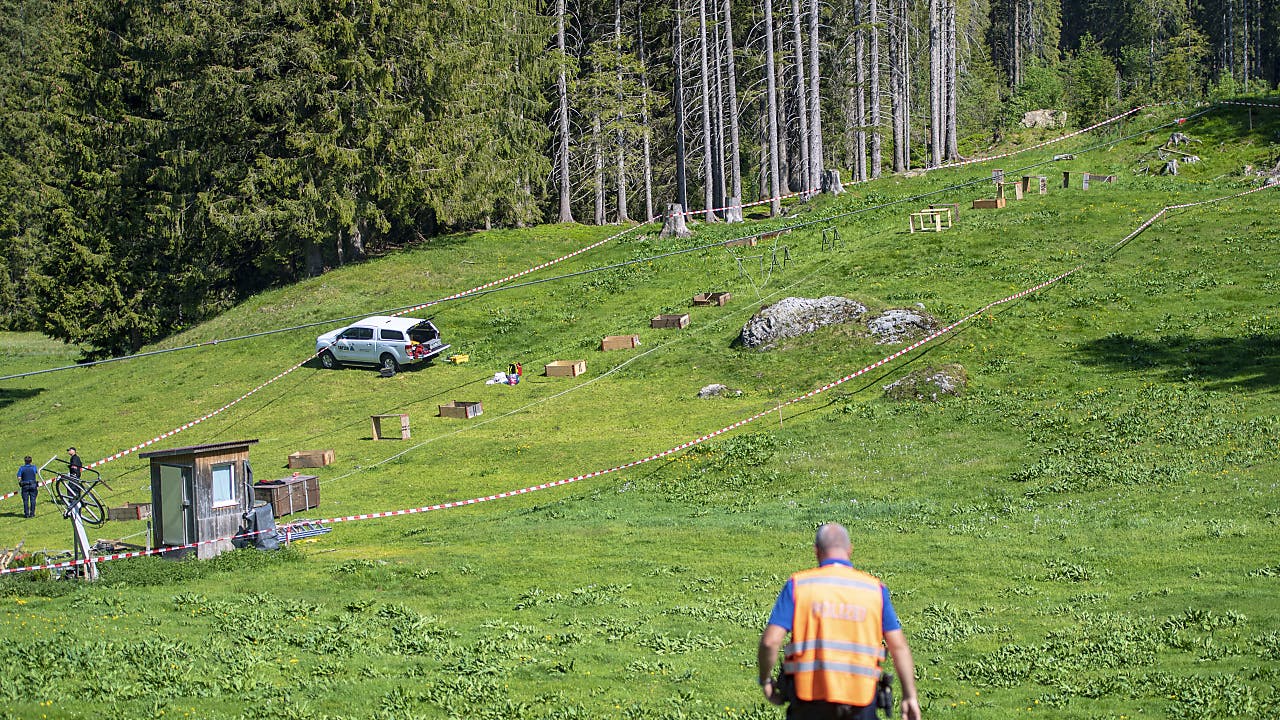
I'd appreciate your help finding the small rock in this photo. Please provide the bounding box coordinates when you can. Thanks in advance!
[697,383,742,399]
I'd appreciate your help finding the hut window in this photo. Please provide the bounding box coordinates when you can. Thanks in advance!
[212,462,236,508]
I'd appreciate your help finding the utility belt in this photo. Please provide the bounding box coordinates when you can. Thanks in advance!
[774,671,895,719]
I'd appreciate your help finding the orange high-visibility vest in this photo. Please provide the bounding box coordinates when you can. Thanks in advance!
[782,564,886,706]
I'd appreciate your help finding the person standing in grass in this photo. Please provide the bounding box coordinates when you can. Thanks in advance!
[757,523,922,720]
[17,456,39,518]
[66,446,83,479]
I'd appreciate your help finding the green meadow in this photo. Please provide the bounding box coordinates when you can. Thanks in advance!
[0,104,1277,719]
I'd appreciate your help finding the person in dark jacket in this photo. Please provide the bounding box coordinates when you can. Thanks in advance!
[66,447,83,479]
[17,456,39,518]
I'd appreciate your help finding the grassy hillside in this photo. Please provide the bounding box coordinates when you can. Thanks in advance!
[0,103,1278,720]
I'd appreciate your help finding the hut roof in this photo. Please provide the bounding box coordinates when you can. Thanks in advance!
[138,439,259,460]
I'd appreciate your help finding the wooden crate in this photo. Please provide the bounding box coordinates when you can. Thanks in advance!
[972,198,1006,209]
[371,413,411,440]
[601,334,641,351]
[651,313,690,329]
[288,449,335,469]
[439,401,483,419]
[692,292,732,307]
[106,502,152,522]
[253,475,319,518]
[545,360,586,377]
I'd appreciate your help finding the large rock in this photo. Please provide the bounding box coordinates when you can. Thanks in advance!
[739,296,867,350]
[867,308,939,344]
[1022,109,1066,129]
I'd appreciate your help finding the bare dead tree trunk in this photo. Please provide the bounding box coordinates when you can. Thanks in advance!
[890,0,909,172]
[902,0,910,170]
[593,115,605,225]
[854,0,867,182]
[790,0,810,193]
[722,0,743,220]
[807,0,824,192]
[614,0,629,223]
[869,0,881,178]
[776,8,792,190]
[1012,0,1022,87]
[555,0,574,223]
[928,0,941,168]
[698,0,716,221]
[945,1,958,162]
[674,0,689,210]
[763,0,783,215]
[712,1,727,217]
[637,5,654,221]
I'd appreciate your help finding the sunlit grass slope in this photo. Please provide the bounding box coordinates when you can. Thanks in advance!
[0,103,1278,720]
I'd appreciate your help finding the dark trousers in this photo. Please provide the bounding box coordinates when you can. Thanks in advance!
[787,700,878,720]
[21,488,38,517]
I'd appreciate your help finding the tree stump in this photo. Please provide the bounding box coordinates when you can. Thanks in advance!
[660,203,691,238]
[821,169,844,195]
[1163,159,1179,176]
[723,197,744,223]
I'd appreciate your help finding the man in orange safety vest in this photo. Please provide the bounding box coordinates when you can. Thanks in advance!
[757,523,921,720]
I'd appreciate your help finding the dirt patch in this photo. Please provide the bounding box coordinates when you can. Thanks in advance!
[739,296,867,350]
[883,364,968,402]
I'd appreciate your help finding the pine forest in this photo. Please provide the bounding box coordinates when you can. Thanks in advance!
[1,0,1277,355]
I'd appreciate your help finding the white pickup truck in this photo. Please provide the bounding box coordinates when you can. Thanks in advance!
[316,316,450,372]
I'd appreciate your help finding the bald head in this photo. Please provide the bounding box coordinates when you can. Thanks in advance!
[814,523,852,561]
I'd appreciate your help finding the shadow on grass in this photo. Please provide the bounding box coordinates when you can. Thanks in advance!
[0,386,43,410]
[1076,332,1280,391]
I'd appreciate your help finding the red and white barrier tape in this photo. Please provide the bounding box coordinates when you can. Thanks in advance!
[0,478,52,502]
[933,106,1144,171]
[0,265,1082,574]
[0,186,820,506]
[10,101,1274,507]
[666,188,818,221]
[47,183,819,476]
[76,225,649,475]
[392,223,646,317]
[0,525,282,576]
[1104,183,1277,254]
[6,184,1275,576]
[1220,100,1280,109]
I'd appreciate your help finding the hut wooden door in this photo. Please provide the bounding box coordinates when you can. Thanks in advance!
[158,464,195,546]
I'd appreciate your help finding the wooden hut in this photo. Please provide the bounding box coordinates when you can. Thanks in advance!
[140,439,259,559]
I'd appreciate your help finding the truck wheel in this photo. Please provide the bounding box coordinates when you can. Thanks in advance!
[320,351,339,369]
[380,354,400,373]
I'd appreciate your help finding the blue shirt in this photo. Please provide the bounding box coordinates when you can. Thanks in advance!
[767,559,901,633]
[17,463,38,486]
